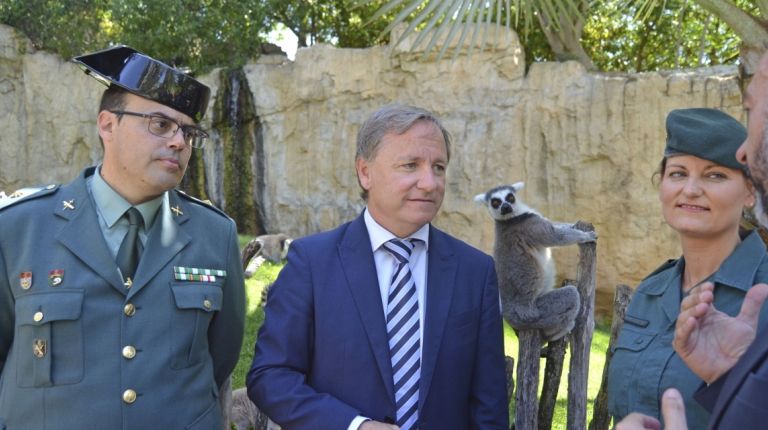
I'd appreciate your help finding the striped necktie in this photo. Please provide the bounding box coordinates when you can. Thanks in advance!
[382,238,421,430]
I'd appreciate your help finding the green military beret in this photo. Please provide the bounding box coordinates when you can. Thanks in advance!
[665,108,747,172]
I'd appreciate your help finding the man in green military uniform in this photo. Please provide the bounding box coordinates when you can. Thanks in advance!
[0,46,246,429]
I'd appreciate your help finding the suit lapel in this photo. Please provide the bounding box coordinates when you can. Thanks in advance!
[127,191,190,299]
[55,171,126,293]
[338,215,396,402]
[419,226,457,410]
[709,336,768,428]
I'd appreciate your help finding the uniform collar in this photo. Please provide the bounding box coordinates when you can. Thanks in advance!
[642,230,766,296]
[710,230,766,292]
[90,165,164,229]
[363,207,430,252]
[642,259,684,296]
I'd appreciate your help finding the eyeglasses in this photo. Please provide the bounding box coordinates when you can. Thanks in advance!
[110,110,209,149]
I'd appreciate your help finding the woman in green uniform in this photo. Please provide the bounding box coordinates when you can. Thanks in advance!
[607,108,768,429]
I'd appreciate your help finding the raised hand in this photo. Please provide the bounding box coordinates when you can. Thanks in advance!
[673,282,768,383]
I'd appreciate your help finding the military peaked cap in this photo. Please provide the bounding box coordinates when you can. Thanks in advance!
[72,45,210,122]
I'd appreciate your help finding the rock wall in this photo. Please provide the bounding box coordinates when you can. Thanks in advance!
[0,24,746,314]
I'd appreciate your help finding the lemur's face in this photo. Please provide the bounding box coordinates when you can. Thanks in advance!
[474,183,525,221]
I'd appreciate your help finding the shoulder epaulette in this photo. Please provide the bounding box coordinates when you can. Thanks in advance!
[643,258,677,280]
[0,185,59,211]
[176,190,228,218]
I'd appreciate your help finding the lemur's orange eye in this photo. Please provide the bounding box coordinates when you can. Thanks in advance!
[491,198,501,209]
[505,193,515,204]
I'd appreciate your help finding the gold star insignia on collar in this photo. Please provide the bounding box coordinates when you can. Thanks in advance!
[171,205,183,216]
[62,200,75,210]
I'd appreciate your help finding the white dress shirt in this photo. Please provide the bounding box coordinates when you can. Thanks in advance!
[349,208,430,430]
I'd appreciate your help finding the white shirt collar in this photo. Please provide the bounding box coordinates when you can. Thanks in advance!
[363,208,430,252]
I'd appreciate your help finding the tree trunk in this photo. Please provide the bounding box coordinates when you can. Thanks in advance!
[537,0,596,70]
[695,0,768,73]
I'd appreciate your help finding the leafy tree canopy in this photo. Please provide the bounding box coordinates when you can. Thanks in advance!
[0,0,750,73]
[584,0,743,72]
[0,0,269,73]
[264,0,397,48]
[0,0,394,73]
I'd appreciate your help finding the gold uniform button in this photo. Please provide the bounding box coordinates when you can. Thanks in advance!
[33,311,44,322]
[122,389,137,404]
[122,345,137,359]
[203,299,212,310]
[123,303,136,316]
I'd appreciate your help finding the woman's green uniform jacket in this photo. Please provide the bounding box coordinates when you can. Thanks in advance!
[607,231,768,429]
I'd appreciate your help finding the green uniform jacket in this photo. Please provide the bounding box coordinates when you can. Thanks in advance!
[0,167,246,430]
[607,231,768,429]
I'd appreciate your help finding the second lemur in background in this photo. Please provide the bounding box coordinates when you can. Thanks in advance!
[475,182,596,340]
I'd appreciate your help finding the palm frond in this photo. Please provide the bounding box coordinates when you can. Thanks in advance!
[360,0,588,61]
[387,0,444,48]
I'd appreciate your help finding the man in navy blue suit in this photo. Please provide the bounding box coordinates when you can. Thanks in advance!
[617,52,768,430]
[247,104,509,430]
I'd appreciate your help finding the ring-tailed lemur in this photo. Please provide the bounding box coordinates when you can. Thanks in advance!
[475,182,596,340]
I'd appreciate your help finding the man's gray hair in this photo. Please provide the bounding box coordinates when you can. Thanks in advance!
[356,104,452,162]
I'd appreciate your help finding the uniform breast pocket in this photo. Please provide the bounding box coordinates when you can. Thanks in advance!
[611,322,655,354]
[607,327,655,412]
[15,290,85,387]
[169,283,223,369]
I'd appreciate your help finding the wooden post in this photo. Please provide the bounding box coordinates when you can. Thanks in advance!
[515,329,542,430]
[505,355,516,408]
[538,337,567,430]
[589,284,633,430]
[567,222,597,430]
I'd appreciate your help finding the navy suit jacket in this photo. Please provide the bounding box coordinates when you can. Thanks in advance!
[247,214,509,429]
[695,332,768,429]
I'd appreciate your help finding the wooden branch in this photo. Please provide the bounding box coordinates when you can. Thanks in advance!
[695,0,768,48]
[538,337,567,430]
[567,221,597,430]
[589,284,633,430]
[515,329,542,430]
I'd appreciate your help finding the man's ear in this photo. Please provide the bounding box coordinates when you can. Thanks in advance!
[97,110,116,143]
[356,157,371,191]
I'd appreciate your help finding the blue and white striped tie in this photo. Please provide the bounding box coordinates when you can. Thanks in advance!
[382,238,421,430]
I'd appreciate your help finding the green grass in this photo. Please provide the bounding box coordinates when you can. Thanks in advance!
[231,261,282,389]
[232,259,612,429]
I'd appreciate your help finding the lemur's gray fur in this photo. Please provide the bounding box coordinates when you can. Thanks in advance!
[475,182,596,340]
[243,233,292,278]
